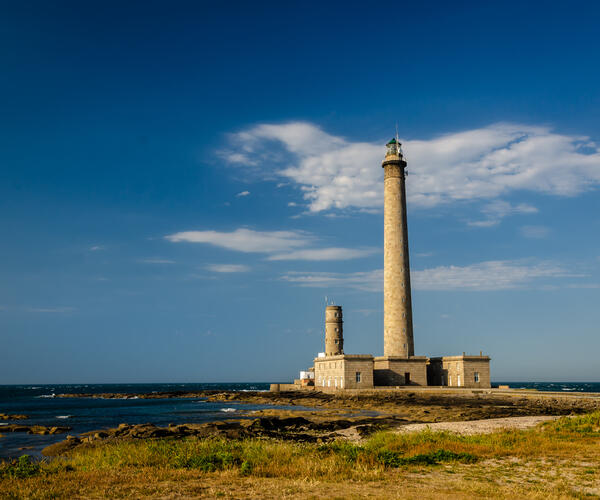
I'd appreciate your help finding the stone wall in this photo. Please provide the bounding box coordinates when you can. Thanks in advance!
[373,356,428,386]
[428,355,491,388]
[314,355,374,389]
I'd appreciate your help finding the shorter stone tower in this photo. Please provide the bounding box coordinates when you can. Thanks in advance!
[325,305,343,356]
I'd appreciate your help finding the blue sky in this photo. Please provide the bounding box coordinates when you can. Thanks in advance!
[1,1,599,383]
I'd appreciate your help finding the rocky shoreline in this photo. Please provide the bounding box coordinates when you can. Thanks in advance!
[41,414,404,456]
[36,388,600,458]
[56,388,600,421]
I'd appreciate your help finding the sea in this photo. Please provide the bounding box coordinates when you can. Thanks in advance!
[1,381,599,460]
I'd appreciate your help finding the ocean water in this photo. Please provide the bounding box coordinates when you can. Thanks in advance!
[495,382,600,392]
[1,382,598,460]
[0,383,280,459]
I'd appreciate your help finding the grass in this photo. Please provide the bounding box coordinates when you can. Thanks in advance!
[1,412,600,499]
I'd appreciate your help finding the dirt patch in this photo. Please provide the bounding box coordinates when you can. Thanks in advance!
[397,415,560,435]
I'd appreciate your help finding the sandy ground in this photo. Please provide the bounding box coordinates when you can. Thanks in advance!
[397,415,560,435]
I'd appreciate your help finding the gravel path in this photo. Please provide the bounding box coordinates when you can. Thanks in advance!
[397,415,560,435]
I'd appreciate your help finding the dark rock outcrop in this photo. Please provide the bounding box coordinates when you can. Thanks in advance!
[0,413,28,420]
[0,424,70,435]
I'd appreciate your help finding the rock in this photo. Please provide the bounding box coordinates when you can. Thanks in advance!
[49,426,71,435]
[0,413,28,420]
[0,425,30,433]
[0,424,70,434]
[29,426,50,435]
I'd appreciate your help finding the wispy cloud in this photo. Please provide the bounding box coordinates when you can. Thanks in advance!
[166,228,374,261]
[415,252,434,258]
[25,307,76,313]
[166,228,311,253]
[281,269,382,292]
[236,190,251,197]
[205,264,250,273]
[566,283,600,289]
[139,258,176,264]
[222,122,600,213]
[520,225,551,239]
[89,245,105,251]
[267,247,376,261]
[281,260,578,292]
[468,200,538,227]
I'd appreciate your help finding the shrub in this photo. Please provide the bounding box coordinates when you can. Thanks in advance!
[376,449,477,467]
[0,455,41,479]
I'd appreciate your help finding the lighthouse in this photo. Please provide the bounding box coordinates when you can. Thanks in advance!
[382,138,414,357]
[373,137,428,386]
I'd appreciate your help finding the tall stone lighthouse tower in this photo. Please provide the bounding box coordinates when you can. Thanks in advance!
[382,138,414,357]
[373,138,427,386]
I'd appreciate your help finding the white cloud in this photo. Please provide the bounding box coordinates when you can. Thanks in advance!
[166,228,311,253]
[520,225,551,239]
[567,283,600,289]
[281,269,383,292]
[166,228,374,261]
[468,200,538,227]
[236,190,251,197]
[140,258,176,264]
[25,307,76,313]
[268,247,376,261]
[205,264,250,273]
[223,122,600,213]
[415,252,434,257]
[281,260,577,292]
[89,245,105,251]
[413,260,571,291]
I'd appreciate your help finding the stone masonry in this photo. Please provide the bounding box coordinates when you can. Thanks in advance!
[428,355,491,388]
[324,305,343,356]
[373,356,429,386]
[288,138,493,392]
[382,139,414,357]
[314,354,374,390]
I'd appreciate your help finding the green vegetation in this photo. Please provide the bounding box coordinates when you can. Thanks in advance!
[1,412,600,498]
[0,455,40,479]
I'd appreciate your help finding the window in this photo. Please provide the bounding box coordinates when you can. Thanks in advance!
[355,372,361,383]
[404,372,411,384]
[474,372,480,383]
[457,375,461,387]
[334,339,338,344]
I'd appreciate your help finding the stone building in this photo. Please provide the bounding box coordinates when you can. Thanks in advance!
[428,354,491,388]
[314,353,374,389]
[292,138,491,391]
